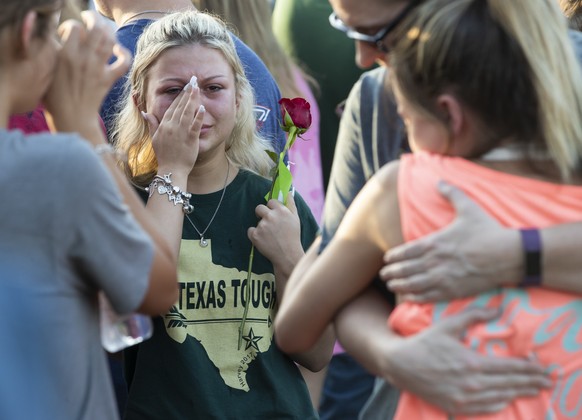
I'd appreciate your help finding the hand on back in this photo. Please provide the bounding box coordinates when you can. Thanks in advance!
[385,307,551,414]
[380,182,521,302]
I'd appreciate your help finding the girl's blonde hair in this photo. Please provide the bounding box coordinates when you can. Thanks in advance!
[391,0,582,180]
[193,0,318,98]
[113,10,273,187]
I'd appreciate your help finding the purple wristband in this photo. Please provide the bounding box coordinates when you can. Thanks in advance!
[519,228,542,287]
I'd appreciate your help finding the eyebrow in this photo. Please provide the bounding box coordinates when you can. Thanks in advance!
[159,75,229,84]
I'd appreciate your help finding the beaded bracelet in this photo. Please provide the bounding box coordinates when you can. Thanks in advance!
[518,228,542,287]
[146,173,194,214]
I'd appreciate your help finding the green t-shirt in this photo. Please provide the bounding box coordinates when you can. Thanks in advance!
[124,170,319,419]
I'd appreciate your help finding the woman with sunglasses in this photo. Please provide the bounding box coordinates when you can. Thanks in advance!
[272,0,364,191]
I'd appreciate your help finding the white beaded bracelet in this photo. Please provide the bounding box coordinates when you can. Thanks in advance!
[145,173,194,214]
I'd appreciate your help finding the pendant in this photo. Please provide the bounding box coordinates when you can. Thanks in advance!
[200,237,208,248]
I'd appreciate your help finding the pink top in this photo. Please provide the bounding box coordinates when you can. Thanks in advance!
[9,108,50,133]
[8,106,108,137]
[391,151,582,420]
[289,66,324,225]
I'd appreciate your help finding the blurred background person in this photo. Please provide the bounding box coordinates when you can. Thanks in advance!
[194,0,324,238]
[272,0,365,191]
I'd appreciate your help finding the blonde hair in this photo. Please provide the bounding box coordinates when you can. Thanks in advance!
[561,0,582,30]
[193,0,317,98]
[391,0,582,180]
[113,10,273,187]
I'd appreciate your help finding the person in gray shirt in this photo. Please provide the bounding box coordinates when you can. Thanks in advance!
[0,5,178,419]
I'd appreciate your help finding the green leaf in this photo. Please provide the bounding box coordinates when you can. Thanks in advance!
[283,110,294,131]
[266,159,293,204]
[285,126,298,151]
[265,149,279,164]
[269,165,278,180]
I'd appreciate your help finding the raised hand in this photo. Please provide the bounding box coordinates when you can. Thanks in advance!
[144,84,204,176]
[44,11,131,138]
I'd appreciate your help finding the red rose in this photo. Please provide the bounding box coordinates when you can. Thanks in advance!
[279,97,312,133]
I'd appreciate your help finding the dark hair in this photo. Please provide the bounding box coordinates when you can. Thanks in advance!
[391,0,582,179]
[0,0,63,39]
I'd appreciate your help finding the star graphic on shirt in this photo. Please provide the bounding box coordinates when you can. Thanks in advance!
[242,328,263,351]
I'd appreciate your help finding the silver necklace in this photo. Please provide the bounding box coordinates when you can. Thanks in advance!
[184,161,231,248]
[119,10,170,26]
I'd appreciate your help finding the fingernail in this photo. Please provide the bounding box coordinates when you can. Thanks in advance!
[183,83,192,92]
[140,111,147,120]
[189,75,198,89]
[199,105,205,113]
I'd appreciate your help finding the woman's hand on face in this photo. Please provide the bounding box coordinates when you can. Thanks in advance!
[44,11,131,134]
[248,194,303,270]
[145,85,204,176]
[380,182,521,302]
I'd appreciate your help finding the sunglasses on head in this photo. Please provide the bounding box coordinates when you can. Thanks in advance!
[328,0,422,53]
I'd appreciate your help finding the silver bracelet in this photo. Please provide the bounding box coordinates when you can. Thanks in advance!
[145,173,194,214]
